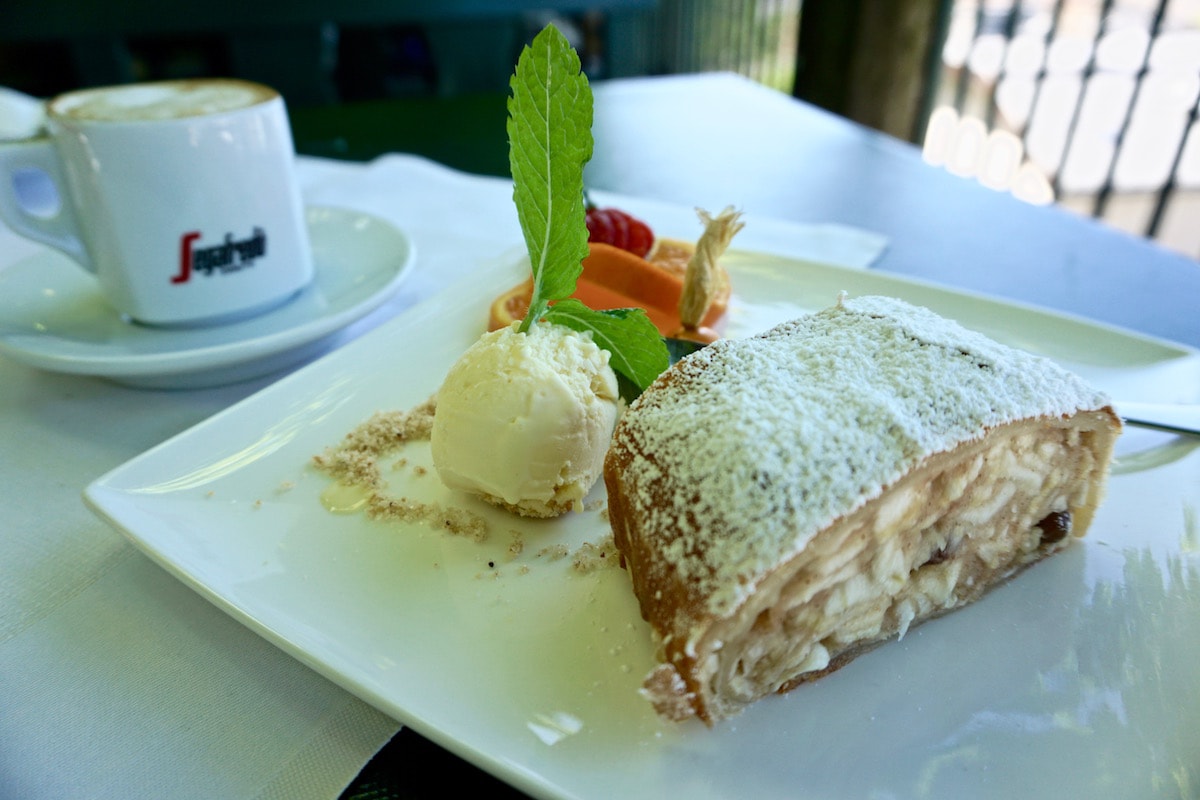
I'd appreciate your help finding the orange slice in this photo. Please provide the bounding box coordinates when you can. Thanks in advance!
[487,239,731,337]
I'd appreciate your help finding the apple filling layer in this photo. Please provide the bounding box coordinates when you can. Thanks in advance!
[643,412,1117,722]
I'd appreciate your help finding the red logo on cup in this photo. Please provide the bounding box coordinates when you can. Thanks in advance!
[172,228,268,285]
[173,231,202,284]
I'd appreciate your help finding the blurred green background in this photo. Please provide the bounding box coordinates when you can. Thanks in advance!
[0,0,829,177]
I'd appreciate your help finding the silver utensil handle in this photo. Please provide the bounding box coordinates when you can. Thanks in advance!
[1115,401,1200,437]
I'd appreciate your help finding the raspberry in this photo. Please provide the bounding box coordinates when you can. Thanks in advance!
[586,205,654,258]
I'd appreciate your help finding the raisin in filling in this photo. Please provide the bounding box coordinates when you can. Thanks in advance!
[1037,510,1072,545]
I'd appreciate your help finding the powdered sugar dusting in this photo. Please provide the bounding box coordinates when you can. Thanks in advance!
[612,295,1109,617]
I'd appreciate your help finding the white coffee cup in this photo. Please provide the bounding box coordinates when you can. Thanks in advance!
[0,78,313,326]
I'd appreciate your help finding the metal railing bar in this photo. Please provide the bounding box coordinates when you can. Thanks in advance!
[737,0,753,77]
[753,0,771,85]
[731,0,745,73]
[664,0,676,70]
[690,0,706,71]
[1146,105,1198,240]
[1092,0,1170,220]
[681,0,697,71]
[1013,0,1066,141]
[710,0,729,71]
[733,0,744,77]
[984,0,1023,131]
[751,0,760,77]
[1050,0,1116,197]
[953,1,987,112]
[706,0,719,70]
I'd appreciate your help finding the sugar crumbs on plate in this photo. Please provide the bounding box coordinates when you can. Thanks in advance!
[571,534,620,573]
[312,393,616,576]
[312,396,437,489]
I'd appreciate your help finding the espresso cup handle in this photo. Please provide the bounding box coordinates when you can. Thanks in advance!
[0,138,93,271]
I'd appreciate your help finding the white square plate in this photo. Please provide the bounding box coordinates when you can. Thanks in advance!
[86,250,1200,799]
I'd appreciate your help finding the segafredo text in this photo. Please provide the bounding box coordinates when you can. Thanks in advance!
[171,228,267,284]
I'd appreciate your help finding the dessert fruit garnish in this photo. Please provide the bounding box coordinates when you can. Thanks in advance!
[489,205,743,344]
[585,200,654,257]
[430,23,668,518]
[672,205,743,343]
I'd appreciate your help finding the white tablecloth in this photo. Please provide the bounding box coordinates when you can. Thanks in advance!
[0,153,886,799]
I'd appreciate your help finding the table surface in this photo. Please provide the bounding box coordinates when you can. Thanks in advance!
[587,73,1200,350]
[1,72,1196,800]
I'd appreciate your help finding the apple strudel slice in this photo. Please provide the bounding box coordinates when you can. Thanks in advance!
[603,295,1121,724]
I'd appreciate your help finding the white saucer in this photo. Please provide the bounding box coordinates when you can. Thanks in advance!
[0,206,415,389]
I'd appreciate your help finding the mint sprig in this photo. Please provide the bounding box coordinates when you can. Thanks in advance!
[507,25,592,332]
[507,24,669,397]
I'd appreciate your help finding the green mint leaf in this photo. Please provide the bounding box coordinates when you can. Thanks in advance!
[504,24,671,400]
[544,299,670,400]
[507,24,593,332]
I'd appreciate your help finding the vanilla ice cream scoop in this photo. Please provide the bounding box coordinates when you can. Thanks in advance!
[431,320,620,518]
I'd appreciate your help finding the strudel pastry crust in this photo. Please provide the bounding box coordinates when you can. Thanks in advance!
[603,295,1121,724]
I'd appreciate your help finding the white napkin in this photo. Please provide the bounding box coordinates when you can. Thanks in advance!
[0,153,887,800]
[298,154,887,327]
[300,154,888,269]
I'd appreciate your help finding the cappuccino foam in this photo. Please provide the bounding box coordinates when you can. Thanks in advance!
[53,79,275,123]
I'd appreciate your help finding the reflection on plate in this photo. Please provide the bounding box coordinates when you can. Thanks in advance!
[85,253,1200,799]
[0,206,414,388]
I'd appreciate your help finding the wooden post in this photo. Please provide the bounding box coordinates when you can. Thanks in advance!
[793,0,951,144]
